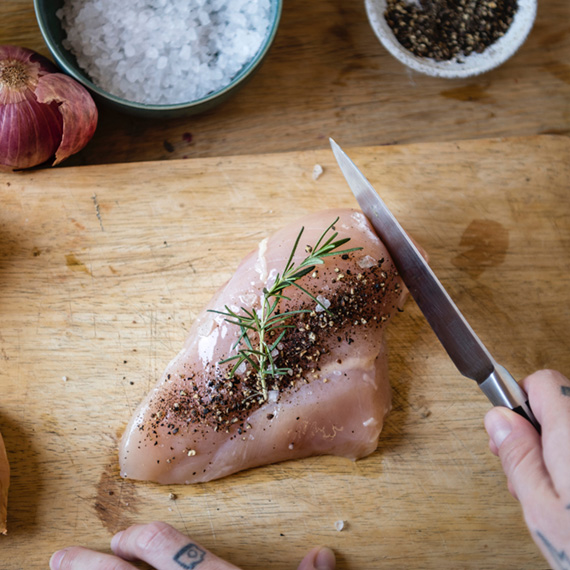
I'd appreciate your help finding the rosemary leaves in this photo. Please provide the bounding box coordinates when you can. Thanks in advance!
[211,218,362,401]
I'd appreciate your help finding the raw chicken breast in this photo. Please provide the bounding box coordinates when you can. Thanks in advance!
[0,431,8,534]
[120,209,408,484]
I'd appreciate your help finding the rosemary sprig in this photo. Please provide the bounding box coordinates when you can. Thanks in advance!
[210,217,362,401]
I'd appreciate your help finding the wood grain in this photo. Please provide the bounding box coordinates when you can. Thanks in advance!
[0,135,568,569]
[0,1,569,167]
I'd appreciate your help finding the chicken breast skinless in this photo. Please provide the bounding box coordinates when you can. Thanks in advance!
[120,209,409,484]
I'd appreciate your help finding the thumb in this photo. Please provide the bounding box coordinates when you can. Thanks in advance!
[296,546,336,570]
[484,407,552,504]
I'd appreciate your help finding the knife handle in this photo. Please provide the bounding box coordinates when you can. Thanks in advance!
[511,404,541,435]
[479,364,541,433]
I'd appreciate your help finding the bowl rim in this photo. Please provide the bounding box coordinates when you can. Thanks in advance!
[33,0,283,110]
[365,0,537,78]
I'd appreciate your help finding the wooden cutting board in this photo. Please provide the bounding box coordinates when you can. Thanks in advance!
[0,135,568,569]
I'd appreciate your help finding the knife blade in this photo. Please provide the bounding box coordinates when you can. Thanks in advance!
[330,138,540,431]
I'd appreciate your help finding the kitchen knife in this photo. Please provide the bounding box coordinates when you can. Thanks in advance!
[330,138,540,431]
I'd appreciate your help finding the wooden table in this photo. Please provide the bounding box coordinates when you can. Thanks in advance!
[1,1,570,568]
[1,0,569,166]
[1,135,569,569]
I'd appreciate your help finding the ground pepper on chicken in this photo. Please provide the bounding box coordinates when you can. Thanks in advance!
[139,253,401,444]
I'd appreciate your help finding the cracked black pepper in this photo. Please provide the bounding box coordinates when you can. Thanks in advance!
[384,0,518,61]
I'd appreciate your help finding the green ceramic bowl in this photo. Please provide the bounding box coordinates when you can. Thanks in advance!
[34,0,282,118]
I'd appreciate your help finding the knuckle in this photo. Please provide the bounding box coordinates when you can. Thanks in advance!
[135,521,175,554]
[529,368,567,393]
[501,437,534,478]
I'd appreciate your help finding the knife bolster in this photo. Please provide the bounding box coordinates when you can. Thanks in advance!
[479,364,540,431]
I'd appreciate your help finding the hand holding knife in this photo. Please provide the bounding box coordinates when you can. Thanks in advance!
[330,139,540,432]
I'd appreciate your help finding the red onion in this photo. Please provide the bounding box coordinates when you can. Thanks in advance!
[0,45,98,171]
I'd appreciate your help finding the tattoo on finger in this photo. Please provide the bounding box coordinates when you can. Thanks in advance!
[561,386,570,397]
[173,543,206,569]
[536,531,570,570]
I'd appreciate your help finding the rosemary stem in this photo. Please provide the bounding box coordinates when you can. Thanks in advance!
[257,297,269,400]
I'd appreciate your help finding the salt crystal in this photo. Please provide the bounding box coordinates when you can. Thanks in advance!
[312,164,324,180]
[335,520,345,531]
[315,295,330,312]
[146,47,159,60]
[358,255,378,269]
[126,68,139,83]
[197,10,210,26]
[180,44,191,60]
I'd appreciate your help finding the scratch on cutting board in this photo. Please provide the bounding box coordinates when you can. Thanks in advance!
[173,499,190,536]
[218,161,246,204]
[92,193,104,231]
[204,502,218,541]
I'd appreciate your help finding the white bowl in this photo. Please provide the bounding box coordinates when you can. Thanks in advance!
[365,0,537,78]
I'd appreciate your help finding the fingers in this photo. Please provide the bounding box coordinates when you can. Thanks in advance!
[486,377,570,570]
[50,522,243,570]
[296,546,336,570]
[48,531,335,570]
[50,546,137,570]
[485,369,570,503]
[485,406,554,504]
[522,369,570,501]
[111,521,241,570]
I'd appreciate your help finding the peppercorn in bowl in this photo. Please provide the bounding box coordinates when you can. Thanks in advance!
[34,0,282,118]
[365,0,536,78]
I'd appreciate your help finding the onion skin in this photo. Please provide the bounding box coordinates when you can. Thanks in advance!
[0,431,8,535]
[0,45,98,171]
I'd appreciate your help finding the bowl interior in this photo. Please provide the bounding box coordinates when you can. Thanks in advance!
[365,0,536,78]
[34,0,282,116]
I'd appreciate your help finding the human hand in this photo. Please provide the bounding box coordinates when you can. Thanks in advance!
[49,521,336,570]
[484,369,570,570]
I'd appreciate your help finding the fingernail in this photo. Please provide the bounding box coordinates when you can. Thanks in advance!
[315,546,335,570]
[110,530,124,552]
[49,549,66,570]
[487,410,513,448]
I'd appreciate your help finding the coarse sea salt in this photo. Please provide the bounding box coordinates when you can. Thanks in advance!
[57,0,272,105]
